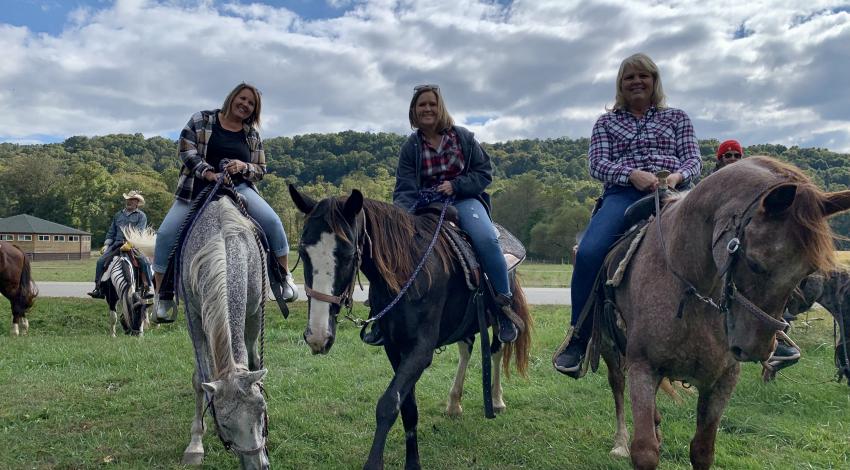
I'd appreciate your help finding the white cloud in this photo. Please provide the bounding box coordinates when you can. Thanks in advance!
[0,0,849,152]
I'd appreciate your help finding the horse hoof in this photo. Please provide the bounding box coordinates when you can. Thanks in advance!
[445,404,463,417]
[181,452,204,466]
[610,446,630,458]
[493,403,506,413]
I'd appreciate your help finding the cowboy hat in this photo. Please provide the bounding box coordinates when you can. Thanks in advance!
[122,190,145,206]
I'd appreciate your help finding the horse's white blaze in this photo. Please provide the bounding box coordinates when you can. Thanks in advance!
[304,232,338,346]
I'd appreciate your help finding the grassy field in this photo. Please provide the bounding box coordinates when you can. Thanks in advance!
[1,299,848,469]
[29,252,572,287]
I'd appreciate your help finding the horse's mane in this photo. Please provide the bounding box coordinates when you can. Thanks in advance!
[188,199,258,378]
[323,197,453,294]
[716,156,838,273]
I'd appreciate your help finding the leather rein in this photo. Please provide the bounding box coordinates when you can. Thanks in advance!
[654,179,789,333]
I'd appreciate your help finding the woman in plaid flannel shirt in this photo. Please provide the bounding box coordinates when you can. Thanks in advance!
[361,84,525,346]
[555,53,702,375]
[151,83,298,322]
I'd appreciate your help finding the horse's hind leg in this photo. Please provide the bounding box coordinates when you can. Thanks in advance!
[21,316,28,335]
[10,316,19,337]
[446,341,472,417]
[604,351,629,458]
[690,365,739,470]
[490,341,506,413]
[182,371,207,466]
[628,362,661,470]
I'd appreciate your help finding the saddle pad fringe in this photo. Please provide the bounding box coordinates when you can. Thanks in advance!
[443,225,479,291]
[607,222,649,288]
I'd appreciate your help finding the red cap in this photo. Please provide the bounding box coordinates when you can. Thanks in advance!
[716,140,744,160]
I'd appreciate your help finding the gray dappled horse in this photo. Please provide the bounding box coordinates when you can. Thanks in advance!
[289,186,532,470]
[129,198,269,469]
[586,156,850,469]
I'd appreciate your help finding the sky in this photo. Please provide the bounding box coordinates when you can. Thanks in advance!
[1,0,849,152]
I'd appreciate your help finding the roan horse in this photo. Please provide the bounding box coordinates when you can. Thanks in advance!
[0,241,38,336]
[99,238,152,337]
[129,197,269,469]
[583,156,850,469]
[289,186,532,470]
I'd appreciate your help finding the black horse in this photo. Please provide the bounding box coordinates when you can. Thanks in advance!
[289,186,532,470]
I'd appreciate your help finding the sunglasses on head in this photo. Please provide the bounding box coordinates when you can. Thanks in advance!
[722,152,742,159]
[414,84,440,93]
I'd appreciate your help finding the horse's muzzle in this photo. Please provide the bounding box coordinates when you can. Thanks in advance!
[303,328,335,355]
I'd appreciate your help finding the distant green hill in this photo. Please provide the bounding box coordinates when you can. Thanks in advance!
[2,132,849,259]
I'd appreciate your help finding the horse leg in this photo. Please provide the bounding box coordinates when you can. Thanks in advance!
[604,351,629,458]
[689,365,739,470]
[21,316,29,335]
[365,345,432,470]
[628,361,661,470]
[11,316,19,337]
[109,309,118,338]
[446,341,472,417]
[181,371,207,465]
[491,342,506,413]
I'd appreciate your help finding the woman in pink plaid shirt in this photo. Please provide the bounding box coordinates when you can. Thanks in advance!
[555,53,702,375]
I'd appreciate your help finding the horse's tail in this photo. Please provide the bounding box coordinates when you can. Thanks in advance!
[122,226,157,259]
[502,274,532,377]
[17,252,38,311]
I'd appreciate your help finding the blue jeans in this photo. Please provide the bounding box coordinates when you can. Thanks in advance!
[455,198,510,296]
[570,185,646,331]
[153,183,289,273]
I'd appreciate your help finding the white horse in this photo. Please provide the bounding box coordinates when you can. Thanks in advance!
[129,198,269,469]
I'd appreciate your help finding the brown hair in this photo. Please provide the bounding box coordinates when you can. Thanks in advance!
[408,85,455,132]
[221,82,262,128]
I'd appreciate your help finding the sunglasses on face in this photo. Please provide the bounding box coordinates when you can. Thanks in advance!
[722,152,742,159]
[414,84,440,93]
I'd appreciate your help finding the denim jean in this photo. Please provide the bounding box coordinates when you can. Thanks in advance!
[454,198,510,296]
[153,183,289,273]
[570,185,646,333]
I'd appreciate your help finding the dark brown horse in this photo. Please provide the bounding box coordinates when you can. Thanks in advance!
[586,156,850,469]
[289,186,531,470]
[0,242,38,336]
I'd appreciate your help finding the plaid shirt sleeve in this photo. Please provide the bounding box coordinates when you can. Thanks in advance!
[673,111,701,184]
[588,114,633,186]
[178,112,214,179]
[242,127,266,183]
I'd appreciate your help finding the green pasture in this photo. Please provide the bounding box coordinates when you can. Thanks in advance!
[1,299,848,469]
[30,253,573,287]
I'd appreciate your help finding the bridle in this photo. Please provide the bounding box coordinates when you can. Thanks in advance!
[206,380,269,456]
[302,209,369,323]
[654,178,790,333]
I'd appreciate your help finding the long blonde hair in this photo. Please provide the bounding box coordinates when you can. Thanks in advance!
[221,82,262,128]
[612,53,667,111]
[408,85,454,132]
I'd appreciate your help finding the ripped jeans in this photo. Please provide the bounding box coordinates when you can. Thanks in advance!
[454,198,510,296]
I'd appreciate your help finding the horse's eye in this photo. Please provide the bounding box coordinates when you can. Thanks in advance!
[745,256,769,275]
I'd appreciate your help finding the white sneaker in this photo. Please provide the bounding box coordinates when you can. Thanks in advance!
[283,272,298,302]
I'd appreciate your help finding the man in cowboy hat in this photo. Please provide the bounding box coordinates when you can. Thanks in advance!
[88,190,150,298]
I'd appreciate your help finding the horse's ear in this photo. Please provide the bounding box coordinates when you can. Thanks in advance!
[343,189,364,221]
[201,380,223,395]
[289,184,316,214]
[762,184,797,215]
[822,190,850,217]
[246,368,267,385]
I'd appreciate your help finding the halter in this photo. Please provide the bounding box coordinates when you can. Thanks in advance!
[302,208,369,322]
[654,177,790,333]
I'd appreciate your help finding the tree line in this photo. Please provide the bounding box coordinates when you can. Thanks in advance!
[2,132,849,260]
